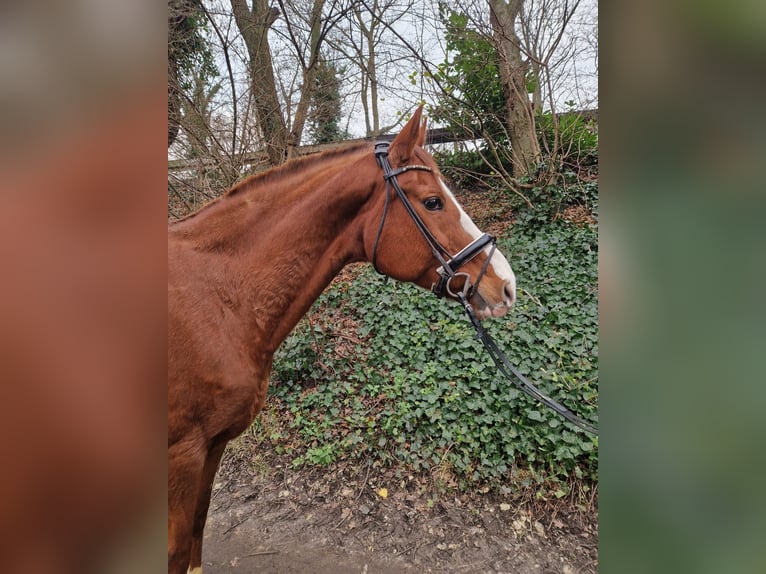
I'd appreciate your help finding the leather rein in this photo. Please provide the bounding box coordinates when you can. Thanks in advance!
[371,142,598,436]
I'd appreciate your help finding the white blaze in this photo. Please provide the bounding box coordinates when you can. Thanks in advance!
[439,180,517,298]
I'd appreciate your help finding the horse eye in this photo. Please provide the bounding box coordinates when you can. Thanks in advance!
[424,197,443,211]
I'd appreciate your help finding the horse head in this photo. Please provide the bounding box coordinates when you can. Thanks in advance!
[364,106,516,320]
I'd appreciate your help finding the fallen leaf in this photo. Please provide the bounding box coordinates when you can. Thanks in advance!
[377,487,388,499]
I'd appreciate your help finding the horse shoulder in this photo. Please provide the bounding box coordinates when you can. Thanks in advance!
[168,249,273,445]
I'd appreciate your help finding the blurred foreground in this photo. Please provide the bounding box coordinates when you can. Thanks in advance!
[0,2,167,572]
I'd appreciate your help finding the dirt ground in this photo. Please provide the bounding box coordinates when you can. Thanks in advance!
[200,448,598,574]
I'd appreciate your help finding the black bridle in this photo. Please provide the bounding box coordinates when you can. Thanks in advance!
[372,142,496,299]
[372,142,598,436]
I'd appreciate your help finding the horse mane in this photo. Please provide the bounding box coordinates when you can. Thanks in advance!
[170,141,371,225]
[225,141,371,198]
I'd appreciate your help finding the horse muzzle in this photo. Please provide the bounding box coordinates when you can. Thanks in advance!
[473,281,515,319]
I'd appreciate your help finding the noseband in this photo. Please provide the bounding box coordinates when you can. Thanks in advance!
[372,142,496,299]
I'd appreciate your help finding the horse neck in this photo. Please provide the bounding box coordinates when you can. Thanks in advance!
[173,148,377,351]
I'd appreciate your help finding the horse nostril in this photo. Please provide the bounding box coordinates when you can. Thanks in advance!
[504,281,516,307]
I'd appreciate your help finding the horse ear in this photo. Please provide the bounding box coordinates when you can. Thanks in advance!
[417,115,428,147]
[389,104,425,165]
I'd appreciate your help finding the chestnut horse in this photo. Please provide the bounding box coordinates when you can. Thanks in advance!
[167,107,516,573]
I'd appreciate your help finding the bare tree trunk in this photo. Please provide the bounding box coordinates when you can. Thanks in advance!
[344,0,384,136]
[288,0,326,153]
[352,2,380,136]
[360,62,371,135]
[231,0,289,166]
[488,0,541,177]
[368,20,380,135]
[530,60,542,113]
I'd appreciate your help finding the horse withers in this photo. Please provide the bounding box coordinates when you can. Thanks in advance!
[167,106,516,573]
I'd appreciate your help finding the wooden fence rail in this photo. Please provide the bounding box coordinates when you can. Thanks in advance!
[167,110,597,173]
[167,128,469,173]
